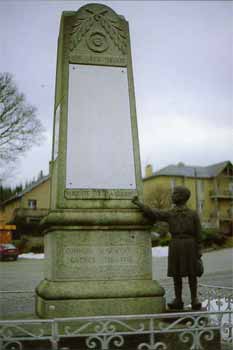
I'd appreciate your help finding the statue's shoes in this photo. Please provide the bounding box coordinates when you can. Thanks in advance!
[167,299,184,310]
[191,299,202,310]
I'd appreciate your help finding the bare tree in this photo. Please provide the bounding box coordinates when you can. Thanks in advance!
[0,72,44,164]
[145,184,172,209]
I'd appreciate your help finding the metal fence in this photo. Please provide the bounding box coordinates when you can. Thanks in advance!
[0,284,232,350]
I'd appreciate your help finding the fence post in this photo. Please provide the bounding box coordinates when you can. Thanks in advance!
[51,320,59,350]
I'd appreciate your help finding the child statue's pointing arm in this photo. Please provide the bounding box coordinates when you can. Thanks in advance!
[132,196,170,223]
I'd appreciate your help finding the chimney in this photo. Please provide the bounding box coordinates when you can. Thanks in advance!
[145,164,153,177]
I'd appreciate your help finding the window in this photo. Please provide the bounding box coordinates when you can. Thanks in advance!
[197,180,205,200]
[229,183,233,193]
[198,200,204,214]
[228,207,233,217]
[171,178,176,191]
[197,180,204,193]
[28,199,37,209]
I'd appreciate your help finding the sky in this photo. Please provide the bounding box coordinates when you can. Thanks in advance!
[0,0,232,186]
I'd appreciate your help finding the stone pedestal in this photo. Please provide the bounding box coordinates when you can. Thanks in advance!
[36,210,165,317]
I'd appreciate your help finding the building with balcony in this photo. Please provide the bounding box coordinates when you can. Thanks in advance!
[143,161,233,234]
[0,175,50,240]
[0,161,232,239]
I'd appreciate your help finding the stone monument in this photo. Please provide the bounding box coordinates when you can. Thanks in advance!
[36,3,165,318]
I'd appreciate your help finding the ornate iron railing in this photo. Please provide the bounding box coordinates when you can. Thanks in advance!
[0,310,232,350]
[0,284,232,350]
[199,284,233,313]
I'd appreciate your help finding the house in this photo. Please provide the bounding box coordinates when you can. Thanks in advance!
[0,175,50,240]
[1,160,232,238]
[143,161,233,234]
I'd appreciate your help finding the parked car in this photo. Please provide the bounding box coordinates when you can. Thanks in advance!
[0,243,19,261]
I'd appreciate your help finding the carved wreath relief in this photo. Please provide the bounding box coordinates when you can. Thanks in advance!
[69,6,127,54]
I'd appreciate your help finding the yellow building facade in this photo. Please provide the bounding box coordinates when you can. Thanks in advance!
[1,161,232,237]
[143,161,233,234]
[0,176,50,239]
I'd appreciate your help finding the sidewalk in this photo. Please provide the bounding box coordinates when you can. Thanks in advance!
[152,248,233,280]
[152,248,233,304]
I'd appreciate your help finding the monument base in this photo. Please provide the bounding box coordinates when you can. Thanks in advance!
[36,211,166,318]
[36,294,165,318]
[36,278,165,318]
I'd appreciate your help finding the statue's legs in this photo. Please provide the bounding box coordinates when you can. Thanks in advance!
[188,276,202,310]
[167,277,184,310]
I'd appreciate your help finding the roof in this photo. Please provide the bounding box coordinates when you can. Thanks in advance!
[144,161,232,180]
[0,175,50,208]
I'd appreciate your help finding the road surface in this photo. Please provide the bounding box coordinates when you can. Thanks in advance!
[0,248,232,317]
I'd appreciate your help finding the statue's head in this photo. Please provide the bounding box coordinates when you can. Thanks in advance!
[172,186,191,205]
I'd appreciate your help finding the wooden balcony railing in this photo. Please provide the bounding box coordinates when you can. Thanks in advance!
[219,215,233,222]
[209,190,233,199]
[8,208,49,226]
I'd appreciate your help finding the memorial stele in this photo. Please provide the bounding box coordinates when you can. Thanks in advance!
[36,3,165,318]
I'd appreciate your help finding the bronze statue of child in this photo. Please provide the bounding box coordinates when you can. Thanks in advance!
[132,186,203,310]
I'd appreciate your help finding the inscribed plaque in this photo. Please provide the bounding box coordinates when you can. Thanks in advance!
[66,64,136,189]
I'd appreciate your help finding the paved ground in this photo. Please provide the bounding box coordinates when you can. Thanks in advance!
[152,248,233,304]
[0,248,232,317]
[0,259,43,317]
[153,247,233,284]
